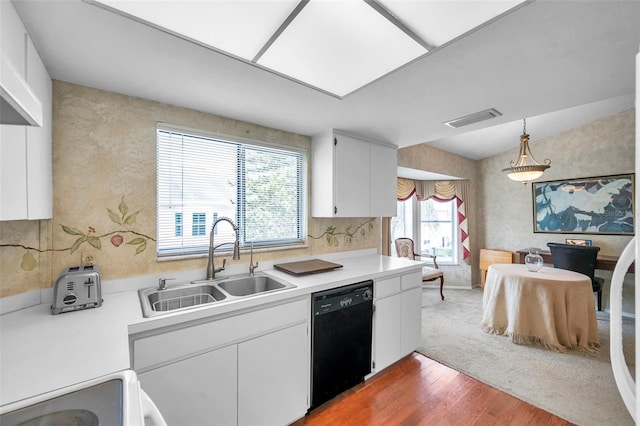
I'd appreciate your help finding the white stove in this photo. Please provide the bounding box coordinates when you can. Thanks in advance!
[0,370,165,426]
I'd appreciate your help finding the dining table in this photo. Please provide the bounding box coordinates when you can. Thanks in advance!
[481,263,600,352]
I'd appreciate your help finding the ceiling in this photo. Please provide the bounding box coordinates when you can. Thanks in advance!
[89,0,523,97]
[12,0,640,162]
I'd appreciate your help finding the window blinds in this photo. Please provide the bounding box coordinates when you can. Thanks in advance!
[157,126,306,257]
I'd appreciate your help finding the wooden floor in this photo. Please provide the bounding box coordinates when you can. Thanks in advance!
[293,353,573,426]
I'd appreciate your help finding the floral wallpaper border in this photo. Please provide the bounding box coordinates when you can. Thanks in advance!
[1,196,154,271]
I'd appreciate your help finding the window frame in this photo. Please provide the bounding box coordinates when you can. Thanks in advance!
[157,123,308,258]
[175,212,183,237]
[418,198,458,265]
[391,196,459,265]
[191,212,206,237]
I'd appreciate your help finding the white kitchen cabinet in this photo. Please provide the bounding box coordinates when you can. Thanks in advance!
[401,286,423,355]
[238,323,308,426]
[0,127,28,219]
[24,36,52,219]
[312,129,397,218]
[139,345,238,426]
[373,271,422,374]
[131,297,309,426]
[369,142,398,217]
[373,290,402,372]
[0,1,52,221]
[0,1,26,75]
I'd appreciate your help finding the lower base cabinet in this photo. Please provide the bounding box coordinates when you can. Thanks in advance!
[140,345,238,426]
[132,298,309,426]
[401,286,422,355]
[372,293,402,372]
[373,271,422,373]
[238,323,308,425]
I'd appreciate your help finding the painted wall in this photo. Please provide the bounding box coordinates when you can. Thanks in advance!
[397,144,479,288]
[0,81,379,298]
[479,109,635,254]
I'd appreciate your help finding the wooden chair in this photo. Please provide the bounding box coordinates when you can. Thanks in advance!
[395,237,445,300]
[480,249,512,288]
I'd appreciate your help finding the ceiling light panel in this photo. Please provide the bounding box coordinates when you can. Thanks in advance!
[92,0,299,60]
[378,0,525,47]
[257,0,427,97]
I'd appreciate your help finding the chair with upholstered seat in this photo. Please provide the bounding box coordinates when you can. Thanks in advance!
[395,237,445,300]
[547,242,605,311]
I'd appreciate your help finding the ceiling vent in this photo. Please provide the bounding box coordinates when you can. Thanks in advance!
[444,108,502,128]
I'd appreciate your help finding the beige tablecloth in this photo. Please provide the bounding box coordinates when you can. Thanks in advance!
[482,263,600,352]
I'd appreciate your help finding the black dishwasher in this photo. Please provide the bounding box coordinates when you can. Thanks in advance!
[310,280,374,410]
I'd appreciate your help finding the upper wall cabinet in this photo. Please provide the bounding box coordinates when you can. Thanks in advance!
[312,130,397,218]
[0,1,52,221]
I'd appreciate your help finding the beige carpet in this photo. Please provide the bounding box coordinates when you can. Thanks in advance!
[417,288,635,426]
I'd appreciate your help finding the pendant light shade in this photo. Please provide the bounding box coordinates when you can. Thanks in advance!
[502,119,550,185]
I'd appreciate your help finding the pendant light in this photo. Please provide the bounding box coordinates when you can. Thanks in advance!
[502,118,550,185]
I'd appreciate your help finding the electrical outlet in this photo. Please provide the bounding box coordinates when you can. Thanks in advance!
[81,251,96,266]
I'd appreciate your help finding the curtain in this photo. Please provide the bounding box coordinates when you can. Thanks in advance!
[396,178,416,201]
[416,180,471,265]
[387,178,415,256]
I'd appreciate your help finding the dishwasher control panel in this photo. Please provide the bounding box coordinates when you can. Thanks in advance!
[313,281,373,316]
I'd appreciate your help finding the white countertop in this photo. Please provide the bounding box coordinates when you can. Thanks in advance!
[0,254,422,408]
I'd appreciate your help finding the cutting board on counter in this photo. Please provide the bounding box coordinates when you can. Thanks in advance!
[273,259,343,276]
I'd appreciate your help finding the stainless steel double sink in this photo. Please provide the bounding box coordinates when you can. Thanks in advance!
[138,274,296,317]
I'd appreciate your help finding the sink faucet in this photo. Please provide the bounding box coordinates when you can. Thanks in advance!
[248,242,259,276]
[206,217,240,280]
[158,277,175,291]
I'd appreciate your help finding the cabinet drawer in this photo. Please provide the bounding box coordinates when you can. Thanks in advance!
[401,271,421,290]
[133,298,308,371]
[375,276,400,298]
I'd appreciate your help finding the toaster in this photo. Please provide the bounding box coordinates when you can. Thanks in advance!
[51,265,103,315]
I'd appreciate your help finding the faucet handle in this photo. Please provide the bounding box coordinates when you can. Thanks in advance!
[214,258,227,274]
[249,242,258,276]
[249,261,259,276]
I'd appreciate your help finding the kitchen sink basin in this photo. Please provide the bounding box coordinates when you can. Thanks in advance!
[139,284,227,317]
[217,275,295,297]
[139,274,296,317]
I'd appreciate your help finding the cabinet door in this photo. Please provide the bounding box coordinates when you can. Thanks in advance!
[238,323,308,426]
[25,36,52,219]
[369,143,397,217]
[139,345,238,426]
[401,287,423,356]
[373,294,402,373]
[0,1,26,76]
[333,133,370,217]
[0,126,28,220]
[0,1,28,220]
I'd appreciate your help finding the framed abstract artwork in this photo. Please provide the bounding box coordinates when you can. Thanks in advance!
[532,174,634,235]
[565,238,592,246]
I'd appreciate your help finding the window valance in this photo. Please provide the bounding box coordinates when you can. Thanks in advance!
[416,180,466,202]
[396,178,416,201]
[396,178,470,264]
